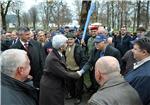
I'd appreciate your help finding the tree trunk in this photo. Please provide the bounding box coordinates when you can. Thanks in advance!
[33,21,36,30]
[145,1,149,29]
[107,2,110,27]
[133,6,136,32]
[117,1,120,30]
[111,1,114,29]
[1,0,11,31]
[16,10,20,28]
[120,0,124,28]
[0,6,2,29]
[125,11,128,27]
[79,1,91,31]
[137,1,141,28]
[120,11,123,28]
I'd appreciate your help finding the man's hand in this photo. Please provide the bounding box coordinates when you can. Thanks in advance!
[81,39,86,46]
[76,69,85,76]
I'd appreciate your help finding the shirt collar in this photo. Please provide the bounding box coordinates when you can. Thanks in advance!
[20,39,29,46]
[58,51,63,57]
[134,56,150,69]
[101,44,108,54]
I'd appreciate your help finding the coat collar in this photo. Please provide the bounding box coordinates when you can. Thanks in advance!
[1,73,38,102]
[16,39,33,48]
[52,48,62,60]
[100,76,127,90]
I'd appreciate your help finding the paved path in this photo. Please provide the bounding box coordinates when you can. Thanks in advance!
[65,92,91,105]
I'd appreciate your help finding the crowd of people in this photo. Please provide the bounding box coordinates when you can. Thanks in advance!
[1,24,150,105]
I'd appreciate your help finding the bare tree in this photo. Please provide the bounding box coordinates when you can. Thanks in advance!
[1,0,12,31]
[146,1,149,29]
[11,0,23,28]
[39,1,53,30]
[73,0,82,22]
[111,1,115,29]
[29,7,38,30]
[21,12,30,26]
[106,1,110,27]
[0,3,2,30]
[38,0,72,29]
[133,4,137,32]
[137,0,141,28]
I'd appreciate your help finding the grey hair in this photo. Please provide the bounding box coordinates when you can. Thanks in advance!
[1,49,27,77]
[17,26,30,36]
[52,34,68,49]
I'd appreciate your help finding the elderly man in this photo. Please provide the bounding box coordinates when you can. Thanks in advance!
[88,56,143,105]
[37,30,48,47]
[65,33,87,104]
[125,37,150,105]
[1,49,38,105]
[78,34,121,93]
[39,34,80,105]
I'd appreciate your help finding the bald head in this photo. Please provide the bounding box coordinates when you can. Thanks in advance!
[97,26,108,35]
[95,56,120,74]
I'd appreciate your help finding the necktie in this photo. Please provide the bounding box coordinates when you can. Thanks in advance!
[24,43,29,50]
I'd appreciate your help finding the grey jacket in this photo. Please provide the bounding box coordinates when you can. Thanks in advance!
[88,76,143,105]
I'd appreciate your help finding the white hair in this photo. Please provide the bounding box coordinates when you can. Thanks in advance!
[52,34,68,49]
[1,49,27,77]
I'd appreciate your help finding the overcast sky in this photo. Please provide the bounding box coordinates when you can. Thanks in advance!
[22,0,74,12]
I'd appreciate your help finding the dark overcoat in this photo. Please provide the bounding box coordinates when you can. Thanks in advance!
[11,39,46,88]
[1,73,38,105]
[39,49,79,105]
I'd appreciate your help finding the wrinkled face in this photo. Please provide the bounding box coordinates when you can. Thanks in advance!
[132,44,144,61]
[95,41,104,51]
[21,55,31,81]
[20,31,31,42]
[38,34,46,42]
[67,38,75,46]
[61,41,68,52]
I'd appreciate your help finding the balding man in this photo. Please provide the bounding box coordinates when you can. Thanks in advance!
[97,26,108,35]
[88,56,142,105]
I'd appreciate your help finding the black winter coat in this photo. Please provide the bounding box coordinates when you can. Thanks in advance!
[83,45,121,72]
[74,44,87,69]
[10,39,46,88]
[39,49,80,105]
[1,73,38,105]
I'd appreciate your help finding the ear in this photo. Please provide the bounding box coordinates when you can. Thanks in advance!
[98,71,102,80]
[142,50,148,55]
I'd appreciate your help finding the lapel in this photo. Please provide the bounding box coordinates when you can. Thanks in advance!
[14,40,34,52]
[14,40,26,50]
[53,49,66,66]
[104,45,111,56]
[100,76,127,90]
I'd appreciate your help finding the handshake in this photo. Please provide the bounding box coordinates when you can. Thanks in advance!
[76,69,85,77]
